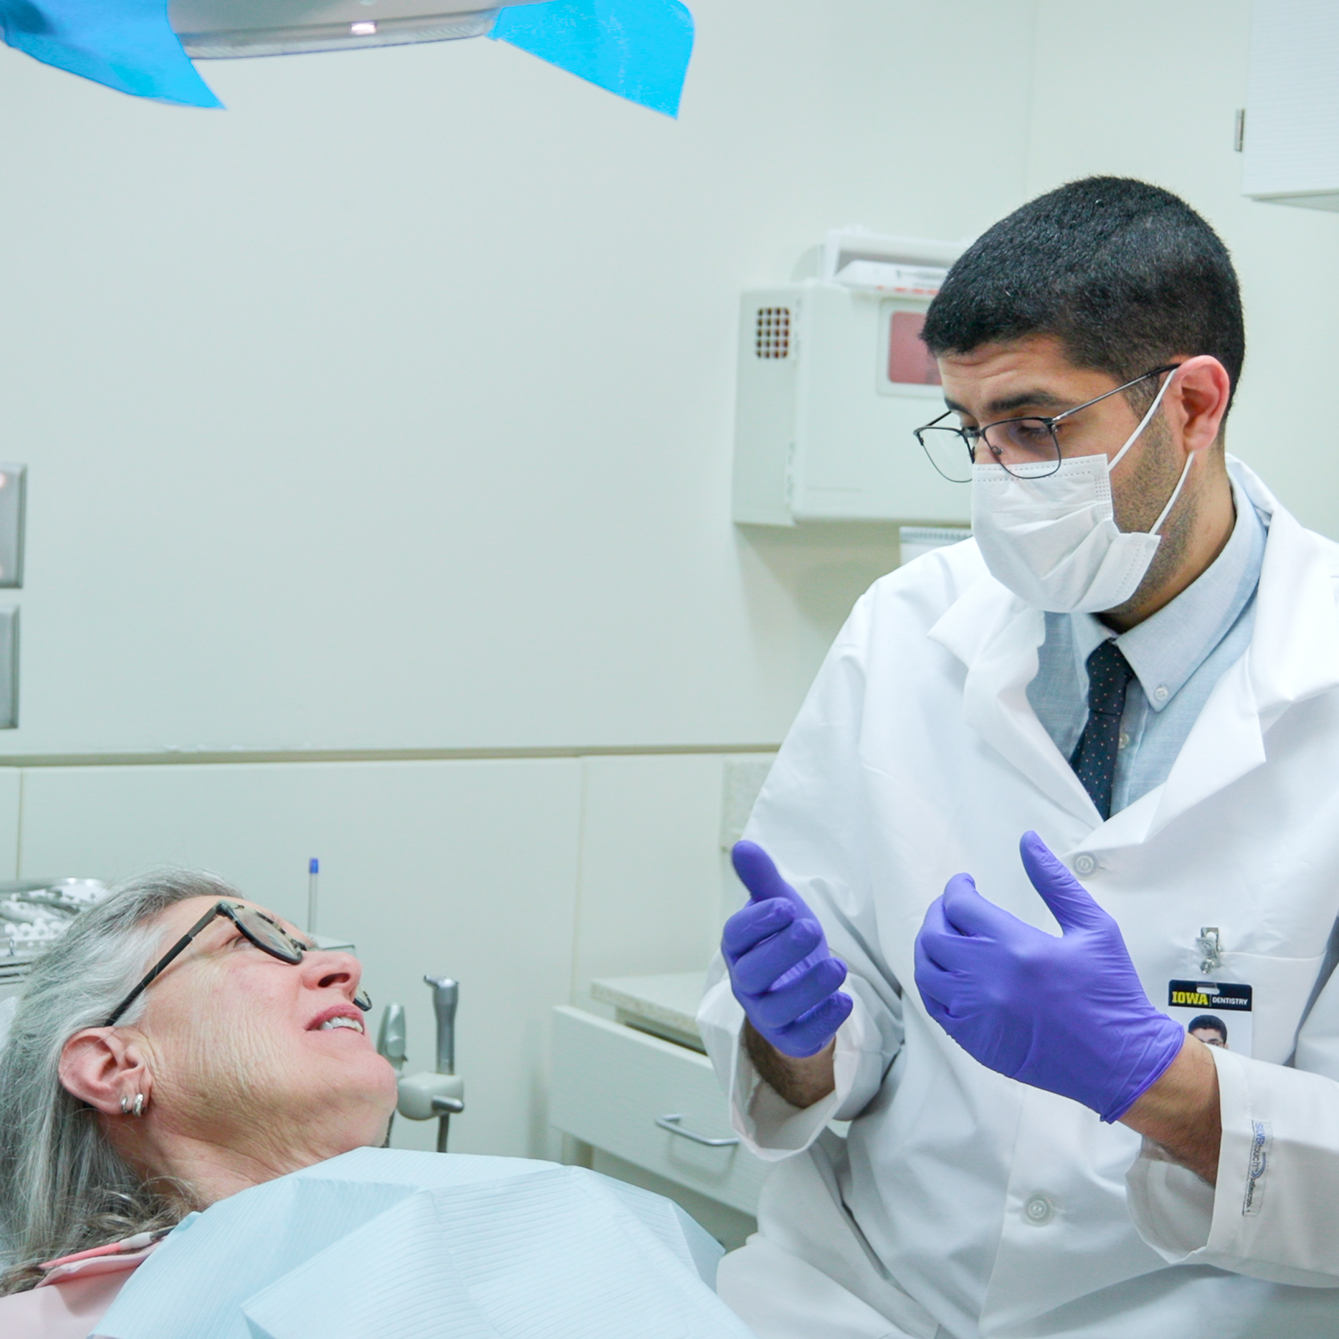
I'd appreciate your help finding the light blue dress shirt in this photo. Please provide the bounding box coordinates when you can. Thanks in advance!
[1026,467,1268,816]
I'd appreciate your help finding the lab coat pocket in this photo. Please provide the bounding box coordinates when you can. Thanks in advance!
[1216,952,1325,1064]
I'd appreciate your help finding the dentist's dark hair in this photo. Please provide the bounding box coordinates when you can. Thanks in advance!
[0,869,240,1294]
[921,177,1245,416]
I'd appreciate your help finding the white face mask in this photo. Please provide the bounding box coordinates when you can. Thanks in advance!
[970,371,1192,613]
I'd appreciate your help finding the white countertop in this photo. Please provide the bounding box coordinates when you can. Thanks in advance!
[590,971,706,1050]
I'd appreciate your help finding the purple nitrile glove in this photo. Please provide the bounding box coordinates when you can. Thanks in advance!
[722,841,853,1059]
[913,831,1186,1123]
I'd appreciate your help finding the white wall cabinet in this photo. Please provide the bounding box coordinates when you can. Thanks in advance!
[1244,0,1339,209]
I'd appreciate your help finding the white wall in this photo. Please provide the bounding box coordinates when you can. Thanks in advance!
[15,760,583,1156]
[2,0,1336,1168]
[0,0,1035,757]
[0,0,1038,1164]
[7,751,753,1159]
[1024,0,1339,537]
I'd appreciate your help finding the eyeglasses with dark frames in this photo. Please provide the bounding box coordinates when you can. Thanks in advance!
[103,900,372,1028]
[914,364,1180,483]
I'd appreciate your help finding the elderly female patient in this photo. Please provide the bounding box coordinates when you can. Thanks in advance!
[0,872,744,1338]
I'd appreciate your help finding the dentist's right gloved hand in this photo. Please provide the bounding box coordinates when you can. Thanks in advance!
[723,841,853,1058]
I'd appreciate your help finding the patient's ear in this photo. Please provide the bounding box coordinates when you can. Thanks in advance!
[59,1029,151,1115]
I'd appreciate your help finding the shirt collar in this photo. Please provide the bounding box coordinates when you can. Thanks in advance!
[1069,470,1267,711]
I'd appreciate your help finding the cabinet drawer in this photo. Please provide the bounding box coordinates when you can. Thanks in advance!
[550,1006,767,1215]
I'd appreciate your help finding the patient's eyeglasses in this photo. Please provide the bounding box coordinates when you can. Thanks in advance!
[103,900,372,1028]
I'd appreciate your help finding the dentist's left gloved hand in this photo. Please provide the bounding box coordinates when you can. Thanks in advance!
[913,830,1186,1123]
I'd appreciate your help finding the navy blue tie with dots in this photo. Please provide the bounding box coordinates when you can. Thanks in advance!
[1069,639,1135,821]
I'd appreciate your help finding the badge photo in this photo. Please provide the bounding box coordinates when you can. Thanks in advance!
[1166,980,1253,1056]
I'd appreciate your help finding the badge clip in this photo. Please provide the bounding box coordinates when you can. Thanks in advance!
[1196,926,1222,975]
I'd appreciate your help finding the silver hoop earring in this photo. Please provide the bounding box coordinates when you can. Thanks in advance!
[120,1093,146,1117]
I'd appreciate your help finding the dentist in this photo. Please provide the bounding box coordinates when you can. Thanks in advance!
[699,177,1339,1339]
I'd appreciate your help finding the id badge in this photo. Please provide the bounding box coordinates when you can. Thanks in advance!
[1166,980,1253,1056]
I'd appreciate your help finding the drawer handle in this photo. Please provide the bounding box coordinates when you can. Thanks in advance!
[655,1113,740,1148]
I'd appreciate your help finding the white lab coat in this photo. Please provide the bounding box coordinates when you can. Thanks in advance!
[699,462,1339,1339]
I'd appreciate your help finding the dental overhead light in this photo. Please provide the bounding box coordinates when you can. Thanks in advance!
[166,0,547,59]
[0,0,694,116]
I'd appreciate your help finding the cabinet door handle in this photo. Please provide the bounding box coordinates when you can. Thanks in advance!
[655,1113,740,1147]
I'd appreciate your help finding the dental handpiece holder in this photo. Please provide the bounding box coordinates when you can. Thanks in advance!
[395,975,465,1152]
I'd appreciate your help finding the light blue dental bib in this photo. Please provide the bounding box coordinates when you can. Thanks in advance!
[94,1148,745,1339]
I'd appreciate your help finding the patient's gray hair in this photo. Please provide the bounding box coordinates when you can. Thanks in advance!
[0,869,240,1294]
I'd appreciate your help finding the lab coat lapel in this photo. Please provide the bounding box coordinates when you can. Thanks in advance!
[1245,498,1339,710]
[929,572,1101,825]
[1139,474,1339,841]
[934,465,1339,854]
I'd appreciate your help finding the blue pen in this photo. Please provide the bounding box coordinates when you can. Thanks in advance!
[307,858,319,938]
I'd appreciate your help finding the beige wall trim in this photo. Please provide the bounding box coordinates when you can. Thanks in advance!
[0,743,781,769]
